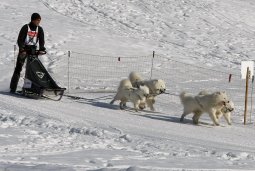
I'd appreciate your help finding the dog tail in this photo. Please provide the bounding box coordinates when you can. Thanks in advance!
[179,91,187,103]
[129,71,143,88]
[118,79,133,90]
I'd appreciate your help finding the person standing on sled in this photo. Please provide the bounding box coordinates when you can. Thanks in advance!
[10,13,46,93]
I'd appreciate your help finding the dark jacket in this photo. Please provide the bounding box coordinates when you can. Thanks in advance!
[17,22,45,51]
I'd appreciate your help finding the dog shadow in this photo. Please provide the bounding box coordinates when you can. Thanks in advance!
[136,113,213,126]
[67,96,120,110]
[134,113,187,124]
[90,101,120,110]
[68,96,164,113]
[136,112,213,126]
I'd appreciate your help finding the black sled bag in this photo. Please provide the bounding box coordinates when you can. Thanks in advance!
[23,55,66,99]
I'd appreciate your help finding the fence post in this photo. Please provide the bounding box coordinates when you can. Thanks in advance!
[250,75,254,123]
[150,51,155,79]
[229,74,232,83]
[68,51,70,94]
[14,45,16,68]
[244,67,250,125]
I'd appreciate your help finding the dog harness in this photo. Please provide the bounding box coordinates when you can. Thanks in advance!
[25,25,38,46]
[136,93,144,100]
[195,97,204,109]
[127,88,143,100]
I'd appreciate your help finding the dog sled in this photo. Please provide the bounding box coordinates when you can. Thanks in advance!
[19,45,66,101]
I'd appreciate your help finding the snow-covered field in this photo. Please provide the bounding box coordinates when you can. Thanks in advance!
[0,0,255,170]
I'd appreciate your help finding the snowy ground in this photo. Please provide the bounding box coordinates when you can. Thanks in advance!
[1,0,255,170]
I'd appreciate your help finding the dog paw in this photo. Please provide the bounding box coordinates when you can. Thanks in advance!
[139,105,145,110]
[193,120,199,125]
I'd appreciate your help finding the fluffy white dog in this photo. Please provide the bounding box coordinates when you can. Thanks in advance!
[197,91,234,125]
[129,72,166,111]
[129,71,143,87]
[110,79,150,111]
[180,91,229,126]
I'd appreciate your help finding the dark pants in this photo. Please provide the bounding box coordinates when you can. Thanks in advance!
[10,53,27,92]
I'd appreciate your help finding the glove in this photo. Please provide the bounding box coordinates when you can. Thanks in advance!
[38,50,47,55]
[39,47,46,51]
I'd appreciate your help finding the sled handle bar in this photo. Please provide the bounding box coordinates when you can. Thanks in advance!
[37,50,47,55]
[20,50,47,55]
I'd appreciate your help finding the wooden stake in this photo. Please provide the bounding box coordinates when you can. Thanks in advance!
[250,75,254,123]
[229,74,232,83]
[244,67,250,125]
[68,51,70,94]
[150,51,155,79]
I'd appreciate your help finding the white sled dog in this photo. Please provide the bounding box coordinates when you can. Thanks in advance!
[129,71,143,88]
[129,72,166,111]
[197,91,234,125]
[179,91,229,126]
[110,79,150,112]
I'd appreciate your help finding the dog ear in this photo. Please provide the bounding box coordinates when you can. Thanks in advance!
[153,80,158,84]
[215,91,221,95]
[220,91,227,95]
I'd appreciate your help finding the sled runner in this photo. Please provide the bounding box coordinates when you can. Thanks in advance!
[21,45,66,101]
